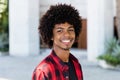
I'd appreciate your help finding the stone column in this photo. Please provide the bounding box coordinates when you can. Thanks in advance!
[87,0,114,61]
[9,0,40,56]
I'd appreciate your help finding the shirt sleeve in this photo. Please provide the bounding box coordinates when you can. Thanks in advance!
[32,69,48,80]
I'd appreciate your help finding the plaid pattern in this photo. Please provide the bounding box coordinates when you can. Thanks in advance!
[32,50,83,80]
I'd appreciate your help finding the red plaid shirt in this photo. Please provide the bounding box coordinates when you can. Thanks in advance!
[32,50,83,80]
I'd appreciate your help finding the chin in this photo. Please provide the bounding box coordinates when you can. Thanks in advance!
[62,47,71,50]
[62,48,70,51]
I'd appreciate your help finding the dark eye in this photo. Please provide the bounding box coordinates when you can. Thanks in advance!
[57,29,63,33]
[69,28,74,32]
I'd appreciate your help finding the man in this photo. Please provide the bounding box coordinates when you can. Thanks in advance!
[32,4,83,80]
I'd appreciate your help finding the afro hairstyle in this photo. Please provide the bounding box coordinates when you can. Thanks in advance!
[39,4,82,48]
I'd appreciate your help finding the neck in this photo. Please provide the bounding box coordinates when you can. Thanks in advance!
[53,47,70,62]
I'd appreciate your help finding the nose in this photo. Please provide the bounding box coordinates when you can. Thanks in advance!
[64,31,70,37]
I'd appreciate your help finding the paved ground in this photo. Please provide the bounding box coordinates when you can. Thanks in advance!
[0,48,120,80]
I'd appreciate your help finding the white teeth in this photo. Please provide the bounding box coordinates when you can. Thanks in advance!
[62,40,70,42]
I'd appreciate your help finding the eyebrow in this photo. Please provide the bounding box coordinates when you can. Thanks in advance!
[55,25,74,29]
[69,26,74,28]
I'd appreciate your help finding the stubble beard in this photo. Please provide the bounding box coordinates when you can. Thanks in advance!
[57,44,71,51]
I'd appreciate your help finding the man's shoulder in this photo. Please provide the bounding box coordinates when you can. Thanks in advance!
[36,54,54,70]
[33,55,54,79]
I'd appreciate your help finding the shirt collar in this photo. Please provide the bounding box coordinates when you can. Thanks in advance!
[51,50,69,71]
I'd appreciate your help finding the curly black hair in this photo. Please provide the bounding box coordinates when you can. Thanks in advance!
[39,4,82,48]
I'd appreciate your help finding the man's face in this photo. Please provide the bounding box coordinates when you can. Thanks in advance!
[52,22,75,50]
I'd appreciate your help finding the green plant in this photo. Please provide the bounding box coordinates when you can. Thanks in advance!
[0,0,9,52]
[98,38,120,66]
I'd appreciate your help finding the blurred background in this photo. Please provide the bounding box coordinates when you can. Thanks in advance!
[0,0,120,80]
[0,0,8,53]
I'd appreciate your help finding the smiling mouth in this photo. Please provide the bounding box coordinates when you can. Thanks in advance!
[62,40,70,43]
[61,39,73,45]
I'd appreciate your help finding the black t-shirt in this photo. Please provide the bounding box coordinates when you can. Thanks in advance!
[64,60,77,80]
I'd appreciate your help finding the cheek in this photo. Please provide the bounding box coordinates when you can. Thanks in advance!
[53,34,60,40]
[72,33,75,38]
